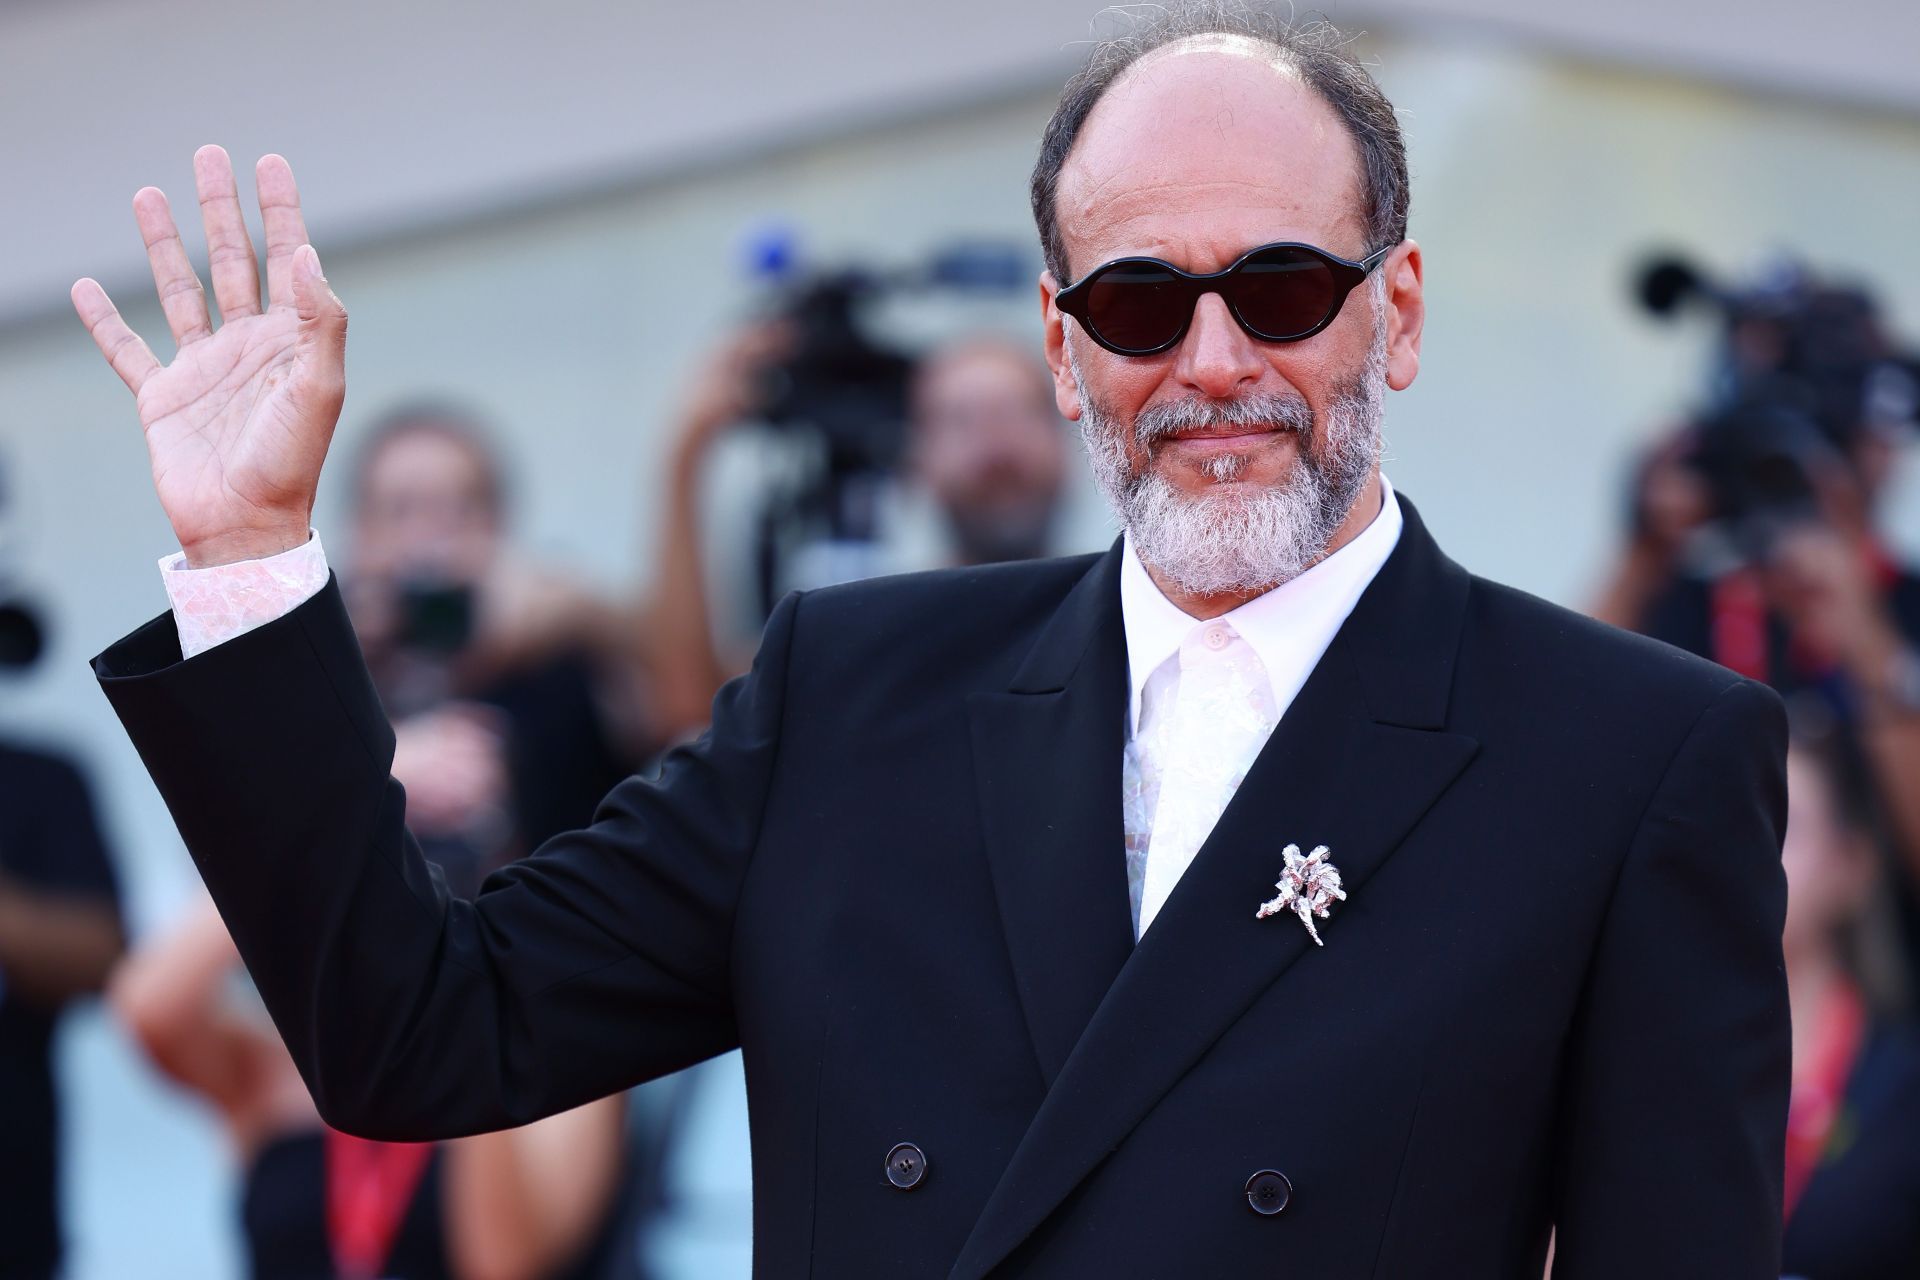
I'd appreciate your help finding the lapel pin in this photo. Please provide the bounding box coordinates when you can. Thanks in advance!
[1255,843,1346,945]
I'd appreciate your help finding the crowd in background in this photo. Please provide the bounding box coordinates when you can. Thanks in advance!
[1588,259,1920,1275]
[0,312,1073,1279]
[4,251,1920,1276]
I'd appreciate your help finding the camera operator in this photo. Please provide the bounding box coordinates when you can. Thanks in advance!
[645,326,1070,731]
[906,335,1071,567]
[1595,266,1920,988]
[342,403,650,863]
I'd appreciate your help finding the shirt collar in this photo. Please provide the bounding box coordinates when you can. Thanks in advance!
[1119,474,1404,736]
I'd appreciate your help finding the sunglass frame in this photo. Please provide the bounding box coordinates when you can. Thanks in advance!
[1055,240,1393,356]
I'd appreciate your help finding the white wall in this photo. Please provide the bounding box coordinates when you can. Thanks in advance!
[5,0,1918,326]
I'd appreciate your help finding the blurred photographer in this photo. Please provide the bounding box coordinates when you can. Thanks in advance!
[1595,260,1920,983]
[645,325,1070,732]
[342,404,649,866]
[907,335,1071,567]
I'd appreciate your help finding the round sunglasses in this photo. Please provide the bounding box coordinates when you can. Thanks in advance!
[1055,240,1391,357]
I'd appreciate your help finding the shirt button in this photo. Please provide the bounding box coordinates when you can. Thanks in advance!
[1203,625,1231,650]
[1245,1169,1292,1215]
[885,1142,928,1190]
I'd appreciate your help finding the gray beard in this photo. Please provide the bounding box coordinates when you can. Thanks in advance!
[1070,312,1387,597]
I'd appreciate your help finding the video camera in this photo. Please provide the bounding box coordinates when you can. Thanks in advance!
[744,233,1032,614]
[1636,254,1920,558]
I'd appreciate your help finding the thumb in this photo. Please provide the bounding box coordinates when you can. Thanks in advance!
[292,244,348,377]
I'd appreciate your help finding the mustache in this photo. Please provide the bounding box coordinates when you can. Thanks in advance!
[1132,392,1315,449]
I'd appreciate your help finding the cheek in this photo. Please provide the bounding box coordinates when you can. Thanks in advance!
[1259,334,1367,424]
[1071,331,1162,415]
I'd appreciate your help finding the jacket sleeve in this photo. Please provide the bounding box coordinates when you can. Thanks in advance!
[94,573,798,1140]
[1550,677,1791,1278]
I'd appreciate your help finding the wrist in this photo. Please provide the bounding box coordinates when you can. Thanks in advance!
[180,524,312,570]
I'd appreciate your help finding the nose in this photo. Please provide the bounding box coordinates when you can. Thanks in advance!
[1173,291,1264,400]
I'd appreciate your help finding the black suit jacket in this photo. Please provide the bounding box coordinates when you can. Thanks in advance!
[94,497,1790,1279]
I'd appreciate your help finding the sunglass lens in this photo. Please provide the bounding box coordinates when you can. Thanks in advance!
[1084,265,1188,353]
[1230,247,1339,339]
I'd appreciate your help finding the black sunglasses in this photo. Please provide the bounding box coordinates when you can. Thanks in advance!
[1055,240,1392,357]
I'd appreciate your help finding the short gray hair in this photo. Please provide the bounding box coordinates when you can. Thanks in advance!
[1031,3,1409,284]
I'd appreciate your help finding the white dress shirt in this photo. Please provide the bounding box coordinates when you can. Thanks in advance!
[158,476,1403,935]
[1119,476,1403,935]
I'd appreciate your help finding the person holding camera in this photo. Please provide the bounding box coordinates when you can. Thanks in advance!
[1593,285,1920,992]
[643,324,1072,734]
[341,405,651,862]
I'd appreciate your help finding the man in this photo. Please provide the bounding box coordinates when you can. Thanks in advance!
[338,403,644,854]
[75,8,1790,1276]
[907,336,1071,568]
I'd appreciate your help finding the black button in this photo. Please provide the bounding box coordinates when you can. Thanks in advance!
[885,1142,928,1190]
[1245,1169,1292,1216]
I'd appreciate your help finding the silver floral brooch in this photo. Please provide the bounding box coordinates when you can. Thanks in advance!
[1255,843,1346,945]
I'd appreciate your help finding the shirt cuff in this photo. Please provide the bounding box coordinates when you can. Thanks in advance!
[159,531,330,659]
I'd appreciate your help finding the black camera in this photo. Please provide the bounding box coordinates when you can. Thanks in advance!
[745,237,1032,613]
[394,579,476,656]
[1636,253,1919,558]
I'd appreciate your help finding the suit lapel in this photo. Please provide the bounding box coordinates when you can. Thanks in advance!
[968,544,1138,1087]
[952,497,1480,1280]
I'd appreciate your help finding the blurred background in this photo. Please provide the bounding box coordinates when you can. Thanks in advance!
[2,0,1919,1276]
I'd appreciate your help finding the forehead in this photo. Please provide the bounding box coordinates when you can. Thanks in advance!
[364,427,490,492]
[916,344,1050,409]
[1055,37,1366,277]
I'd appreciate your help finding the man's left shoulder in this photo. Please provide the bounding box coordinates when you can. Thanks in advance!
[780,551,1106,696]
[1457,572,1782,745]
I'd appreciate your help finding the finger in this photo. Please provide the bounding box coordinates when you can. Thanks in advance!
[132,187,213,347]
[193,144,261,321]
[70,278,161,395]
[256,154,311,310]
[292,245,348,396]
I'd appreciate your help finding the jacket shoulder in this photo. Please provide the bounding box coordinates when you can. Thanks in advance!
[1462,573,1779,729]
[793,553,1103,640]
[774,552,1107,705]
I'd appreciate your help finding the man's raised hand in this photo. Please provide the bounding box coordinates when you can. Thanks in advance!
[71,147,347,568]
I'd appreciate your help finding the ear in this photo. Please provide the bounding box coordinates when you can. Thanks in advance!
[1039,269,1083,421]
[1382,239,1425,392]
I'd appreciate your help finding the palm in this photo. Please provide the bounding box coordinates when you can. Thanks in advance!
[138,308,319,548]
[73,147,347,565]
